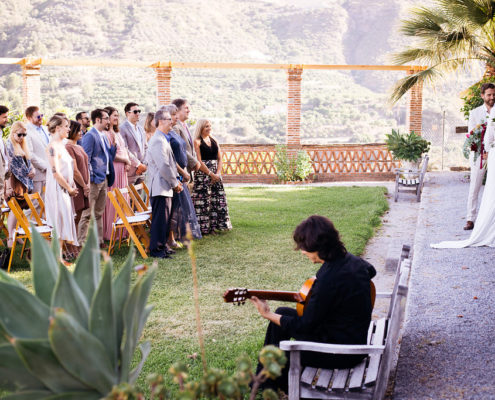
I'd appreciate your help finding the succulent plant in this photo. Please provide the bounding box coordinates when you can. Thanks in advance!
[0,220,156,399]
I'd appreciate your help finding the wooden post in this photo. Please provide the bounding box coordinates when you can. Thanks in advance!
[22,64,41,110]
[155,66,172,107]
[406,69,423,135]
[287,66,303,153]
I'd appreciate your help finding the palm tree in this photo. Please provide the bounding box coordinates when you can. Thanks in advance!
[390,0,495,103]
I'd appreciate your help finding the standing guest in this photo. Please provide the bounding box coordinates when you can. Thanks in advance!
[164,104,202,243]
[463,83,495,230]
[5,121,35,248]
[144,112,156,142]
[192,119,232,235]
[79,109,115,247]
[102,106,131,241]
[0,106,10,205]
[75,111,91,144]
[120,102,147,184]
[249,215,376,394]
[25,106,49,199]
[45,115,79,261]
[65,120,90,244]
[146,109,183,258]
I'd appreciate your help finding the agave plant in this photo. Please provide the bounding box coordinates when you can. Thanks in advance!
[0,220,156,399]
[390,0,495,103]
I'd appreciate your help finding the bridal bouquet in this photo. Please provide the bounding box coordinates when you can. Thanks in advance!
[463,122,486,163]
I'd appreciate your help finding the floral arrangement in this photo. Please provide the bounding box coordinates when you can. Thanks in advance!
[463,122,486,165]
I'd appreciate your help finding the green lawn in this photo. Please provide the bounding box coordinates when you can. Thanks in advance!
[7,185,388,395]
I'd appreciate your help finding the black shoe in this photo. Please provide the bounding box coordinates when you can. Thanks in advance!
[150,251,172,259]
[165,247,176,255]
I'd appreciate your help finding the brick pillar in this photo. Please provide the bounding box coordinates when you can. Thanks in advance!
[287,67,303,152]
[406,69,423,135]
[22,64,41,110]
[155,66,172,107]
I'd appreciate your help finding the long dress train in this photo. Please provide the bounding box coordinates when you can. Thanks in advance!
[431,121,495,248]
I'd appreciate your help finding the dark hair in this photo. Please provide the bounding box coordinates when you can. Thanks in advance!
[68,120,81,141]
[104,106,119,132]
[293,215,347,262]
[481,83,495,94]
[75,111,87,121]
[25,106,39,119]
[90,108,108,124]
[124,102,139,113]
[172,98,187,110]
[0,105,8,115]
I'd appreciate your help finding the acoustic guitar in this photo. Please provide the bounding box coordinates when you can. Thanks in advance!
[223,278,376,316]
[223,277,316,316]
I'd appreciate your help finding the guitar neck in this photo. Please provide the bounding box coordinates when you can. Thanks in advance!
[245,290,301,303]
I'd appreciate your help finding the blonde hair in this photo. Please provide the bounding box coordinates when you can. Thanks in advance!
[194,119,210,140]
[47,114,69,134]
[9,121,30,159]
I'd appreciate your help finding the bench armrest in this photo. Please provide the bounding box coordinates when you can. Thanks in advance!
[376,291,392,298]
[279,340,385,355]
[395,168,420,174]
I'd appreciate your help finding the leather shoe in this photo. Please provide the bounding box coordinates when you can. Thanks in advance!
[150,252,172,259]
[165,247,176,255]
[463,221,474,230]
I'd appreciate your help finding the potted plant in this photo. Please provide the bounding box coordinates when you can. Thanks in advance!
[385,129,430,172]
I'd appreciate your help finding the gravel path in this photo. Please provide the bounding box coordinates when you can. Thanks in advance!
[393,172,495,399]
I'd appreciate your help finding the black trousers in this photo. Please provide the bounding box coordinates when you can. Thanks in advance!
[149,195,172,256]
[257,307,364,393]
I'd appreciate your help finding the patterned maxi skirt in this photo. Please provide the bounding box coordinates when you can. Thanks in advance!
[191,160,232,234]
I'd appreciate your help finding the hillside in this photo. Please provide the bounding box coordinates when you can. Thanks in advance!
[0,0,480,161]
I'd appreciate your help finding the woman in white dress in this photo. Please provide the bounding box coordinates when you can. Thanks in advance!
[45,115,79,260]
[431,113,495,248]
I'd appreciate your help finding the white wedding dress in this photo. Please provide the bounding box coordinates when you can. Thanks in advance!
[431,117,495,248]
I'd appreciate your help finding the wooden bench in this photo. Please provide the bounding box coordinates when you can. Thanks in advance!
[280,245,411,400]
[394,155,429,202]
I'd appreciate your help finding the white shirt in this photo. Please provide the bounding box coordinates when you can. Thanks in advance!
[0,137,8,172]
[95,128,110,174]
[468,104,491,133]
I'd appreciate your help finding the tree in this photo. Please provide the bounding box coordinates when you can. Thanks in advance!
[390,0,495,103]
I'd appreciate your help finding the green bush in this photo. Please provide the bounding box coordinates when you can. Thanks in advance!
[460,76,495,120]
[274,145,313,182]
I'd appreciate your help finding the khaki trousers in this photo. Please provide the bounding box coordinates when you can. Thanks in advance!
[78,180,107,245]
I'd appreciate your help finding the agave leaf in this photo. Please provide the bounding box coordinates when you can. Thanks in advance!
[30,225,59,305]
[0,282,50,339]
[74,219,100,303]
[50,230,61,261]
[12,338,91,393]
[43,392,102,400]
[89,261,117,370]
[49,309,116,395]
[0,268,25,288]
[0,343,47,391]
[3,391,54,400]
[129,341,151,384]
[120,266,156,382]
[112,247,134,350]
[138,305,154,342]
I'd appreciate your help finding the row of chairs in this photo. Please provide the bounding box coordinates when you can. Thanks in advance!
[1,182,153,272]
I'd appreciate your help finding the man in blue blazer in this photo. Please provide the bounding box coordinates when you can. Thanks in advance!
[79,108,116,247]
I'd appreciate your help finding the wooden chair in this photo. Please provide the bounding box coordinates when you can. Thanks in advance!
[6,198,52,272]
[23,192,47,227]
[107,188,150,259]
[394,155,429,202]
[128,182,151,214]
[0,202,10,246]
[280,245,412,400]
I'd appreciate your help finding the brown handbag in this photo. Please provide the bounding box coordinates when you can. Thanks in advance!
[8,174,28,209]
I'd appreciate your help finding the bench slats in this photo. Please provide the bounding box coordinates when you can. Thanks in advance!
[331,368,350,392]
[348,359,367,391]
[301,367,318,386]
[315,368,333,390]
[364,318,387,386]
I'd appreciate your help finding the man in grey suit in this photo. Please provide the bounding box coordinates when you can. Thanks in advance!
[25,106,50,199]
[0,105,10,205]
[171,98,220,182]
[120,102,147,185]
[146,108,183,258]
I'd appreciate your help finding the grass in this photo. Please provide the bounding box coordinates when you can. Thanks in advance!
[6,185,388,396]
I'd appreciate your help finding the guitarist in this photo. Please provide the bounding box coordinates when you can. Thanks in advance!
[250,215,376,393]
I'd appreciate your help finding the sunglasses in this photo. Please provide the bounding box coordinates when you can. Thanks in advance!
[17,133,27,137]
[162,118,172,121]
[131,110,141,114]
[36,114,44,120]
